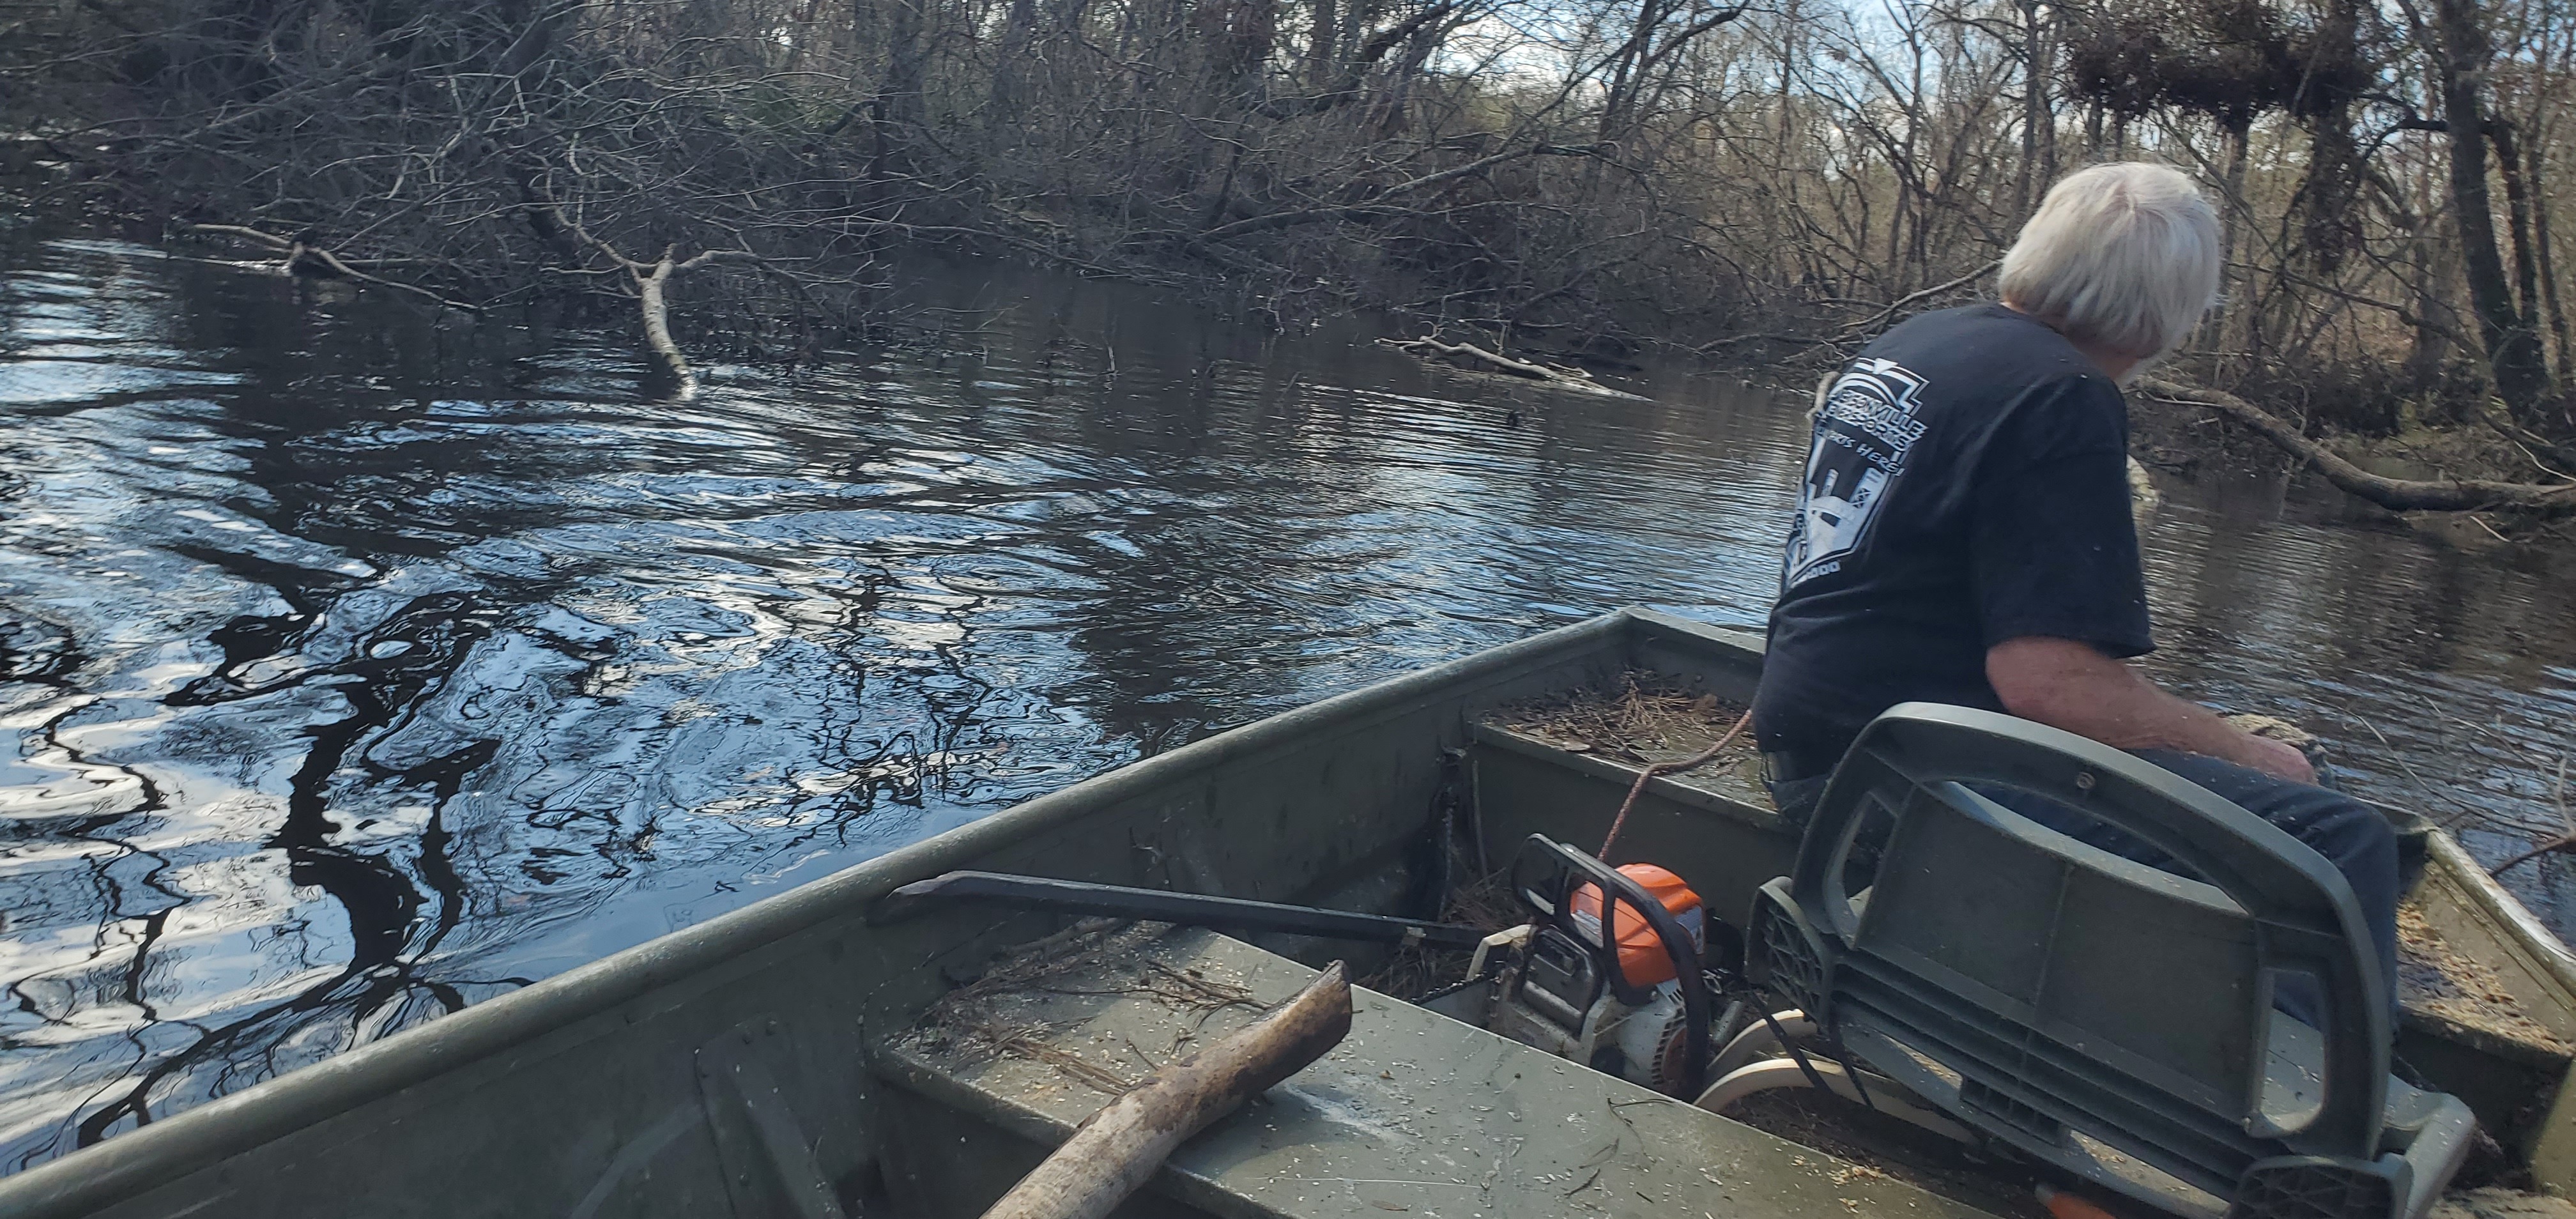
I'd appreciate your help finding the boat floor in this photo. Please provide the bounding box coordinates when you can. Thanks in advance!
[877,923,2005,1218]
[884,919,2576,1219]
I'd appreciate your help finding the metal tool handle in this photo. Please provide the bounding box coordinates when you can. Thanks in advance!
[875,871,1489,949]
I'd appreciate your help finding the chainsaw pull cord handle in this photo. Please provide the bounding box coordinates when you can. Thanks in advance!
[1597,708,1753,860]
[1510,835,1715,1098]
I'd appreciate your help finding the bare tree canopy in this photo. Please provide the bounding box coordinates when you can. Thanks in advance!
[8,0,2576,466]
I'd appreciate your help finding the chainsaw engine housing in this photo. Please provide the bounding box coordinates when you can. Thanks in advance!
[1441,836,1731,1097]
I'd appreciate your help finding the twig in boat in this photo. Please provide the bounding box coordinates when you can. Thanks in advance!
[1499,671,1746,763]
[977,964,1353,1219]
[966,1018,1138,1094]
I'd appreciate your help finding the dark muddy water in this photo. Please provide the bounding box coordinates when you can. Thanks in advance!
[3,225,2574,1172]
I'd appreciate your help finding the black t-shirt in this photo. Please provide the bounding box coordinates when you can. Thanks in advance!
[1754,303,2154,765]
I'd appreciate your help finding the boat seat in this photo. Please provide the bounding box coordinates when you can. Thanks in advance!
[1745,703,2478,1219]
[873,924,2006,1218]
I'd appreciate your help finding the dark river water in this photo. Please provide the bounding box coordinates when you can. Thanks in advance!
[4,222,2575,1172]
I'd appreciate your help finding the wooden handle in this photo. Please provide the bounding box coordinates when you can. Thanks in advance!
[979,963,1354,1219]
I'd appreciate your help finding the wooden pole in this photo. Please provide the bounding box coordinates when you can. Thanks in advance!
[979,963,1354,1219]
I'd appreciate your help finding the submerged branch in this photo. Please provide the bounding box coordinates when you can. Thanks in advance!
[1377,335,1647,398]
[186,224,481,314]
[533,197,766,396]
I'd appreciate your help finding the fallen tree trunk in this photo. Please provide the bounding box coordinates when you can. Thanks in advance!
[1377,336,1648,399]
[2135,376,2576,516]
[979,962,1354,1219]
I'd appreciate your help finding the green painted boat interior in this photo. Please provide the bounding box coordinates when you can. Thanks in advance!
[1,609,2568,1219]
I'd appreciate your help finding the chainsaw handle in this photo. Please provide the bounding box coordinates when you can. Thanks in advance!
[1508,835,1713,1098]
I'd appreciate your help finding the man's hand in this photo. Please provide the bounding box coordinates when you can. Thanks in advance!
[2233,732,2317,785]
[1986,636,2315,783]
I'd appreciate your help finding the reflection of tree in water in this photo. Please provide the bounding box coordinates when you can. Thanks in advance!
[36,560,991,1151]
[1,239,1071,1165]
[5,613,190,1162]
[68,583,512,1144]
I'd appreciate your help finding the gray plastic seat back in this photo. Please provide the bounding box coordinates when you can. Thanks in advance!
[1772,704,2393,1196]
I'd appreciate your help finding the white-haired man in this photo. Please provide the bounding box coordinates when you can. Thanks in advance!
[1753,161,2398,1019]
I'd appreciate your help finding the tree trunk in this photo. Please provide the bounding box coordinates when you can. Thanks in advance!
[1307,0,1337,88]
[2524,124,2573,385]
[2430,0,2556,426]
[1598,0,1674,148]
[2197,122,2251,360]
[873,0,928,177]
[2016,0,2046,214]
[1337,0,1379,84]
[2492,121,2544,346]
[2407,235,2452,392]
[990,0,1039,118]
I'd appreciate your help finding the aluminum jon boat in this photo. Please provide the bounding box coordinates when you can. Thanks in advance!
[1,609,2569,1219]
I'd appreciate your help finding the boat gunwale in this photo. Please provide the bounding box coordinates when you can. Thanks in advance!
[0,611,1659,1216]
[2421,830,2576,1011]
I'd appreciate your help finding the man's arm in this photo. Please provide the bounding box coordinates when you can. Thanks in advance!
[1986,636,2315,783]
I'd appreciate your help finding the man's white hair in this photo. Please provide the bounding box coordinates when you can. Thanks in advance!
[1999,162,2223,361]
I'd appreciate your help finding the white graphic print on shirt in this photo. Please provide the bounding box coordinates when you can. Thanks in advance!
[1782,357,1929,589]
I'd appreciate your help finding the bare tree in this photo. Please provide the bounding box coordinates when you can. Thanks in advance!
[4,0,2574,454]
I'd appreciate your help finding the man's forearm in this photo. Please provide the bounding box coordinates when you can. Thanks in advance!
[2036,670,2262,763]
[1986,636,2306,778]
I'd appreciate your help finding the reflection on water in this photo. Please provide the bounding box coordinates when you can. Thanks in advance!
[3,226,2573,1171]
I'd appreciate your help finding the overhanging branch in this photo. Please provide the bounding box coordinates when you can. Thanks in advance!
[2136,377,2576,516]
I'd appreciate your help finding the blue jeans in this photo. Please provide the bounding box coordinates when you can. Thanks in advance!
[1770,749,2400,1031]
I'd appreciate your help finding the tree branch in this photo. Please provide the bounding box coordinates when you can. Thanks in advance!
[1195,144,1596,242]
[2135,377,2576,515]
[185,224,480,313]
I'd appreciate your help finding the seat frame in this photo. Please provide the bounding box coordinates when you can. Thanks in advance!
[1744,703,2474,1219]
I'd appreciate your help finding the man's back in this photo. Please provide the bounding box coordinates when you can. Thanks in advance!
[1754,303,2152,770]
